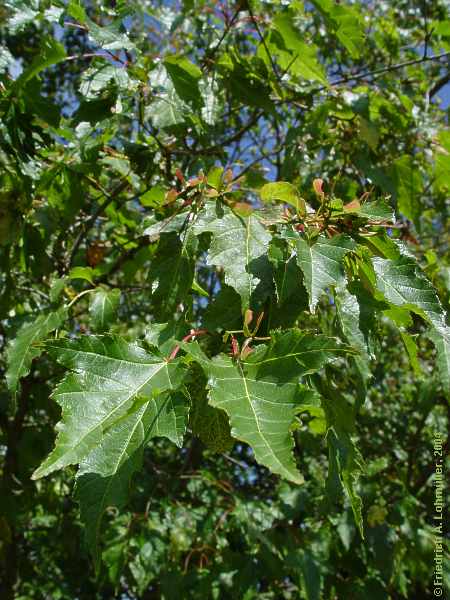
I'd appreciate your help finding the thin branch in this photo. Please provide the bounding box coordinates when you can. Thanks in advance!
[282,50,450,103]
[201,4,243,71]
[428,71,450,99]
[66,178,129,270]
[325,50,450,90]
[247,3,282,84]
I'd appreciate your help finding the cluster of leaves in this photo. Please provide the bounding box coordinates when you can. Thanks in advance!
[0,0,449,598]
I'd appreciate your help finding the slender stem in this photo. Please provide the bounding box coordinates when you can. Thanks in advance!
[67,288,95,308]
[168,329,209,361]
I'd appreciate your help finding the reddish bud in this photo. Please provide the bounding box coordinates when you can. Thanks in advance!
[175,168,185,184]
[313,178,325,197]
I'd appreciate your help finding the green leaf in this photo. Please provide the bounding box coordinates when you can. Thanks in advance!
[272,14,327,83]
[182,341,304,483]
[67,0,87,23]
[32,336,185,479]
[148,232,195,319]
[203,285,242,331]
[79,65,131,99]
[372,257,445,328]
[333,11,365,59]
[139,186,166,208]
[76,390,188,565]
[144,321,188,356]
[15,37,66,87]
[322,389,364,537]
[49,277,68,303]
[311,0,365,58]
[86,19,136,51]
[260,182,306,215]
[6,308,68,394]
[191,279,209,298]
[142,211,189,239]
[194,203,272,310]
[335,286,371,405]
[163,55,202,105]
[246,329,353,383]
[399,331,422,377]
[343,200,394,222]
[6,2,39,33]
[268,237,309,327]
[89,287,121,332]
[296,234,356,312]
[326,426,364,538]
[391,156,422,226]
[69,266,96,284]
[428,326,450,394]
[146,88,188,128]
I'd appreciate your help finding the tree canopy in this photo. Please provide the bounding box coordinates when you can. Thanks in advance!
[0,1,449,598]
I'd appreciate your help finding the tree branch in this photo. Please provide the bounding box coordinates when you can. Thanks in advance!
[66,178,129,271]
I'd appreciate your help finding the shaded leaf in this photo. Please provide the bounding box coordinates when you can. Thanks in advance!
[148,232,195,319]
[76,390,188,565]
[6,307,68,394]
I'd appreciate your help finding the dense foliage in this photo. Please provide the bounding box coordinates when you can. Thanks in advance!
[0,1,449,598]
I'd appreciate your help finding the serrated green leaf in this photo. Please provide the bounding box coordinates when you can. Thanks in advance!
[146,88,188,128]
[372,256,445,328]
[182,341,303,483]
[321,388,364,537]
[335,286,371,405]
[89,288,121,332]
[80,65,130,99]
[32,336,184,479]
[87,19,135,51]
[268,237,309,327]
[76,390,188,566]
[260,182,306,215]
[6,2,39,33]
[343,200,394,222]
[148,232,195,319]
[327,427,364,538]
[6,308,68,394]
[428,325,450,394]
[142,211,189,239]
[194,203,272,310]
[296,234,356,312]
[399,331,422,377]
[67,0,87,22]
[246,329,353,383]
[49,277,68,303]
[311,0,365,58]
